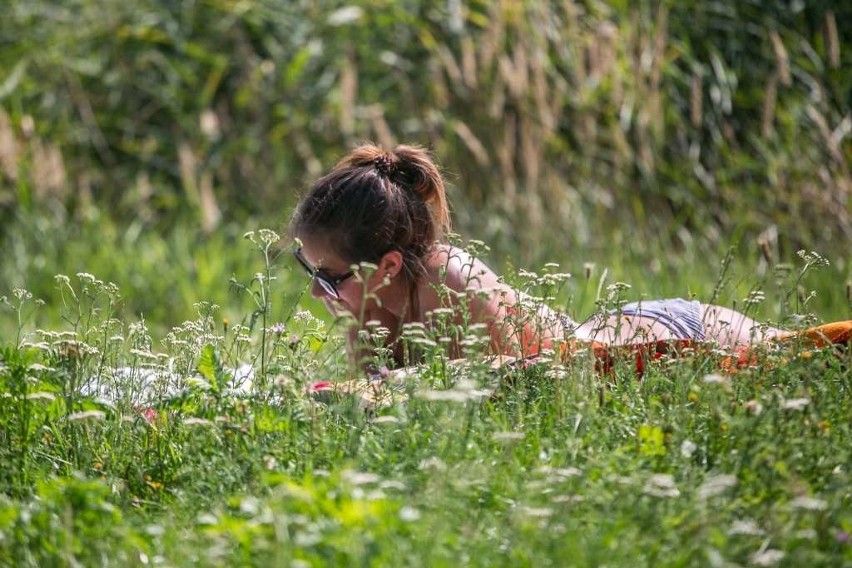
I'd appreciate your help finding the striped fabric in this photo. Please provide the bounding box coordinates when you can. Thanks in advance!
[616,298,705,341]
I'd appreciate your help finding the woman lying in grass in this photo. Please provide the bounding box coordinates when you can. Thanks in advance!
[289,143,836,371]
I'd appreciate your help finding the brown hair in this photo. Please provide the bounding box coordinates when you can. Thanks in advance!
[290,143,451,287]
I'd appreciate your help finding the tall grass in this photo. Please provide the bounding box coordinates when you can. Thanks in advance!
[1,233,850,566]
[2,3,851,564]
[1,0,849,267]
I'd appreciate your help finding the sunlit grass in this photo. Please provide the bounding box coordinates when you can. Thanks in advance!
[1,232,849,566]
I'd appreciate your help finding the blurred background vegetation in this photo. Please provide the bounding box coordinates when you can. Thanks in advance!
[1,0,850,337]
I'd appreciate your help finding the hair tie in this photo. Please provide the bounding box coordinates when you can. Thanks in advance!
[373,154,396,177]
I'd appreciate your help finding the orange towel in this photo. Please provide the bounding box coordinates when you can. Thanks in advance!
[775,320,852,347]
[721,320,852,371]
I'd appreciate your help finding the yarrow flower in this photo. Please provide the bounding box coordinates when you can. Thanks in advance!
[751,549,784,566]
[492,431,525,442]
[341,470,381,486]
[697,474,737,500]
[744,400,764,415]
[519,506,554,518]
[399,506,421,522]
[790,496,828,511]
[680,439,697,458]
[643,474,680,498]
[728,519,765,536]
[184,417,214,427]
[67,410,106,422]
[418,378,493,403]
[371,415,399,424]
[782,398,810,411]
[702,373,728,385]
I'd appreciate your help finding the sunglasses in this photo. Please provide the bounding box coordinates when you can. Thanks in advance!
[293,247,355,299]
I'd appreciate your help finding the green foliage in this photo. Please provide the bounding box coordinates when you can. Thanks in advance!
[0,233,850,565]
[1,323,850,565]
[0,0,850,264]
[0,2,851,561]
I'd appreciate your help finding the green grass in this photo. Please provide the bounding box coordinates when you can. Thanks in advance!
[1,232,850,566]
[2,0,850,265]
[2,0,850,563]
[2,210,849,343]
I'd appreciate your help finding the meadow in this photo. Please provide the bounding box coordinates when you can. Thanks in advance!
[1,228,850,566]
[1,0,851,565]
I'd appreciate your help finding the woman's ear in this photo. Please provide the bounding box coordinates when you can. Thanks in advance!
[377,250,404,279]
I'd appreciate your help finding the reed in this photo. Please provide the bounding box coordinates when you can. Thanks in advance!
[0,0,849,276]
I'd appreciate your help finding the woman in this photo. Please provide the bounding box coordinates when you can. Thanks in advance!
[289,143,784,369]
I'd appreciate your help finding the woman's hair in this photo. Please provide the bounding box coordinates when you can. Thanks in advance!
[289,143,450,285]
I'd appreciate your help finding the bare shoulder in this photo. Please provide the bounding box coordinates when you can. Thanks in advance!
[425,244,505,294]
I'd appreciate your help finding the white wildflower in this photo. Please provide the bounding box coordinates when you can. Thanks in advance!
[551,494,585,504]
[537,466,582,479]
[492,431,525,442]
[239,497,261,516]
[782,398,810,410]
[67,410,106,422]
[76,272,98,285]
[419,390,471,403]
[643,474,680,498]
[545,367,568,380]
[728,519,765,536]
[327,6,364,27]
[26,392,55,402]
[145,524,166,537]
[341,470,381,486]
[702,373,728,385]
[796,529,817,540]
[751,548,784,566]
[697,474,738,500]
[399,506,421,522]
[680,439,697,458]
[371,415,400,424]
[418,457,446,471]
[429,308,455,318]
[183,417,214,427]
[418,378,492,403]
[519,506,553,518]
[790,496,827,511]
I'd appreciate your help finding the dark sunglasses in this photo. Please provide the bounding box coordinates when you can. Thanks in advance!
[293,247,355,299]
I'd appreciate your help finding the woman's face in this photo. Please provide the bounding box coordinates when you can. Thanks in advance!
[296,238,383,318]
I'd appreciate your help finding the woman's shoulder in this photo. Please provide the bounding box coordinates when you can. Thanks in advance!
[424,244,506,294]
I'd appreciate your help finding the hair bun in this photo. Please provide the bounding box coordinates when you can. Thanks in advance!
[373,153,397,177]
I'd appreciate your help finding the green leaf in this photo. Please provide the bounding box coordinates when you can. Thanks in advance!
[638,424,667,457]
[0,60,28,100]
[197,344,224,394]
